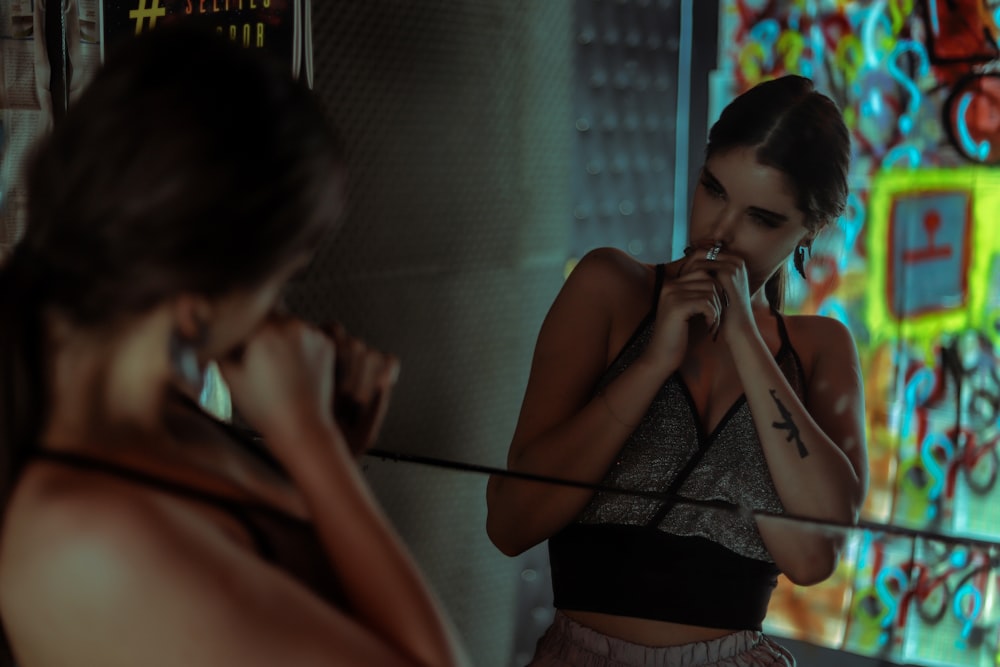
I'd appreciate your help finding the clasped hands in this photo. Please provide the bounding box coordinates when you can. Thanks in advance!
[646,243,755,370]
[679,243,756,339]
[219,315,400,464]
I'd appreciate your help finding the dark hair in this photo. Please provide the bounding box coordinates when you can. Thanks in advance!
[705,75,850,311]
[0,25,345,504]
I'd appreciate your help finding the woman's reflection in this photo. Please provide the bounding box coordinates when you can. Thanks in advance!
[487,74,869,667]
[0,26,469,667]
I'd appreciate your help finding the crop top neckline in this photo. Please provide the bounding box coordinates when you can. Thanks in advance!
[602,263,804,441]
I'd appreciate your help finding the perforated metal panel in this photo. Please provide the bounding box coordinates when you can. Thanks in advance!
[571,0,682,264]
[295,2,573,664]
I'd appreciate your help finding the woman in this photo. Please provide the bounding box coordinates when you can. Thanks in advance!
[0,26,467,667]
[486,75,868,666]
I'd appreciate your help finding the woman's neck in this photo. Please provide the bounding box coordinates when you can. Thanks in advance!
[42,308,175,451]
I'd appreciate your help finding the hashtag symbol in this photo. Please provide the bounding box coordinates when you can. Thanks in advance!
[129,0,166,36]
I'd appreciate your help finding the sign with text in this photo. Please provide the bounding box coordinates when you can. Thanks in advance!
[99,0,309,83]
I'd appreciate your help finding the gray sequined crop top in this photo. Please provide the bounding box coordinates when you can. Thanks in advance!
[548,263,809,630]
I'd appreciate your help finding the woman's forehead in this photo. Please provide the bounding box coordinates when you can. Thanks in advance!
[709,148,797,196]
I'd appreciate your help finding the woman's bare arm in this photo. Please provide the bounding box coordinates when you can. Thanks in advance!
[729,315,868,585]
[678,251,868,585]
[219,319,470,667]
[269,416,471,667]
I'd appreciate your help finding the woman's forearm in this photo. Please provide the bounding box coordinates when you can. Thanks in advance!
[270,417,469,667]
[731,332,861,523]
[729,325,861,521]
[486,356,672,555]
[725,324,862,583]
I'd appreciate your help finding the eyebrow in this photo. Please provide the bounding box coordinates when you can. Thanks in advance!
[702,167,790,224]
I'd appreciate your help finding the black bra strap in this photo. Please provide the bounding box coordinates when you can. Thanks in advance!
[773,311,792,349]
[642,260,708,527]
[170,388,285,475]
[226,505,277,561]
[651,263,666,314]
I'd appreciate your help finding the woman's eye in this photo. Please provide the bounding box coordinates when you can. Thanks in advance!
[749,213,780,228]
[701,179,725,198]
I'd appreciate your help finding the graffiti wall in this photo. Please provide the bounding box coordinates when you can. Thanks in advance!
[717,1,1000,665]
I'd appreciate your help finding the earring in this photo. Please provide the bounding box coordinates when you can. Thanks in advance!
[793,244,811,280]
[169,324,206,394]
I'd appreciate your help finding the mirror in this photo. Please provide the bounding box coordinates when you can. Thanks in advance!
[294,2,1000,666]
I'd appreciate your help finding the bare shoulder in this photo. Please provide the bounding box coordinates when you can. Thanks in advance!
[783,312,853,338]
[571,247,650,287]
[0,464,224,607]
[568,247,655,314]
[0,464,398,666]
[0,467,232,662]
[782,313,859,370]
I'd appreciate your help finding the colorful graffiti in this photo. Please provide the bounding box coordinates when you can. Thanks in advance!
[719,1,1000,665]
[844,535,999,666]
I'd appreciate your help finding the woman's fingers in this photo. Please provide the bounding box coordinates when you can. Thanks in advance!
[665,288,721,327]
[327,323,384,402]
[676,255,747,338]
[217,317,336,442]
[322,322,401,454]
[359,354,400,447]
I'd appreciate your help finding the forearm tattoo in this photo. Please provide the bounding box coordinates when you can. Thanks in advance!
[769,389,809,458]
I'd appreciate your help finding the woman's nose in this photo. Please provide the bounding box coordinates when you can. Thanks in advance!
[711,208,740,245]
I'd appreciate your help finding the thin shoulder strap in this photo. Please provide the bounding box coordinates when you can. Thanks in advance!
[771,309,808,400]
[650,263,666,314]
[773,310,792,349]
[594,263,668,387]
[171,389,286,475]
